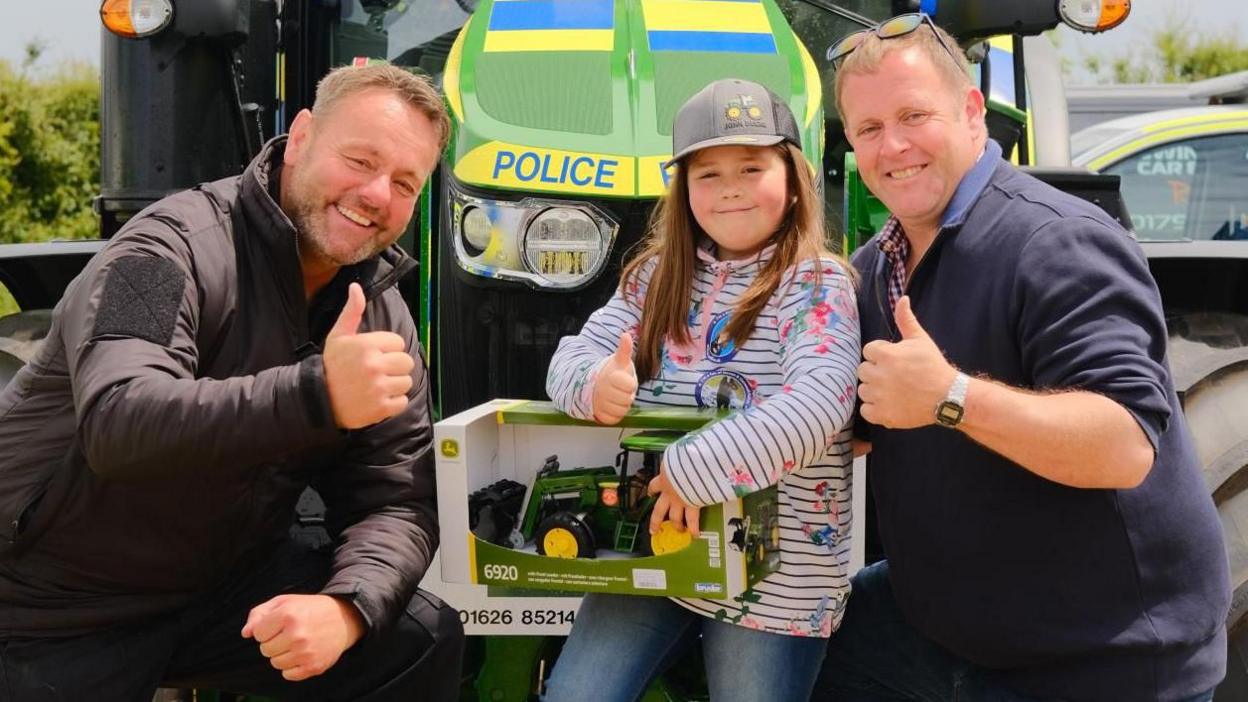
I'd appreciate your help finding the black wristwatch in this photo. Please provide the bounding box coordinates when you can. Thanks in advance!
[935,372,969,428]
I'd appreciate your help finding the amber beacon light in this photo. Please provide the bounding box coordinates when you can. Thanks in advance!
[1058,0,1130,33]
[100,0,174,39]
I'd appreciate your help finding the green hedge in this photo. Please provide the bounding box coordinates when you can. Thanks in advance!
[0,59,99,316]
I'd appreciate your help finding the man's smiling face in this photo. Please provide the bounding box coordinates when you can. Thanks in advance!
[839,46,985,236]
[282,88,440,274]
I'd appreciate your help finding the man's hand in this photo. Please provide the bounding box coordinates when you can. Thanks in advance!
[241,593,366,682]
[647,465,700,537]
[858,296,958,429]
[324,282,415,429]
[592,331,638,425]
[851,439,872,458]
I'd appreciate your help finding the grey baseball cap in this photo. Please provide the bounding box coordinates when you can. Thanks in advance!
[665,78,801,169]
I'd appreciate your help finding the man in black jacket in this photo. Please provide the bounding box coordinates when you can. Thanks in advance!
[0,63,464,700]
[814,15,1228,702]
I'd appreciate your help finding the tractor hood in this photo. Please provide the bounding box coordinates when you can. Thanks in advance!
[442,0,823,199]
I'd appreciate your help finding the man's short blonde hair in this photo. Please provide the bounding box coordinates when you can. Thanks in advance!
[833,20,972,116]
[313,63,452,153]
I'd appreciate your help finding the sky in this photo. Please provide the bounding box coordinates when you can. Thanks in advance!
[1054,0,1248,85]
[0,0,1244,83]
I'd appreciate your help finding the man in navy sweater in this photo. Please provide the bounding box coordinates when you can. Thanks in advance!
[814,14,1229,702]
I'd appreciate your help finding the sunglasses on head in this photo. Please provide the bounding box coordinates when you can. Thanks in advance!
[826,13,959,69]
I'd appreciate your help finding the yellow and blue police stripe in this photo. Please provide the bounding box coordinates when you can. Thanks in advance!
[642,0,775,54]
[457,143,820,198]
[484,0,615,53]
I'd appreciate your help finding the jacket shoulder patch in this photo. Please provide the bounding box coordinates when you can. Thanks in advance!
[92,256,187,346]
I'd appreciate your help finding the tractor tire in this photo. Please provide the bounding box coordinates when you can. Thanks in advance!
[0,309,51,390]
[1167,313,1248,633]
[0,349,22,391]
[467,479,527,547]
[1167,313,1248,702]
[535,511,595,559]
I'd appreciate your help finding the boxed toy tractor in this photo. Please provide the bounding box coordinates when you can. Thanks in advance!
[436,400,782,599]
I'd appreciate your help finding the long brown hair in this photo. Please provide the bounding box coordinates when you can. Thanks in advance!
[621,142,844,382]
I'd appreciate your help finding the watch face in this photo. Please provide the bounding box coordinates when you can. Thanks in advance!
[936,401,964,427]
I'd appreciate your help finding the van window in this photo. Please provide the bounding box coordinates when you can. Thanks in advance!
[1105,132,1248,241]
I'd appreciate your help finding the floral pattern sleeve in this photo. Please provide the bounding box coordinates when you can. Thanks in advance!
[662,258,860,506]
[545,264,648,420]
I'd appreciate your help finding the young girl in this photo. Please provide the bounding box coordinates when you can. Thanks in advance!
[543,78,860,702]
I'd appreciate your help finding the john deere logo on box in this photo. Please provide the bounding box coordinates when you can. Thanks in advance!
[440,439,460,458]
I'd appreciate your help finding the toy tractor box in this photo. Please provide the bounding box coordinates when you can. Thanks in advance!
[435,399,782,599]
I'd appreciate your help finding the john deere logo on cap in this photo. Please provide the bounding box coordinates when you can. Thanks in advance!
[723,94,767,130]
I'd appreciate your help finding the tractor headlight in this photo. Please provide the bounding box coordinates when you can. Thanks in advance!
[461,207,493,255]
[449,182,618,290]
[523,208,604,285]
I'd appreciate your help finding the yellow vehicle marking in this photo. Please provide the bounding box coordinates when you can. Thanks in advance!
[639,153,820,197]
[443,15,472,122]
[640,0,771,34]
[457,141,637,196]
[797,38,822,128]
[1087,119,1248,171]
[1139,111,1248,134]
[484,28,615,53]
[638,155,672,197]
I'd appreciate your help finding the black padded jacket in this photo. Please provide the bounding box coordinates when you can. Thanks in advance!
[0,137,438,637]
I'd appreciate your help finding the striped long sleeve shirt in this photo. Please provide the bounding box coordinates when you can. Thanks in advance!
[546,243,860,637]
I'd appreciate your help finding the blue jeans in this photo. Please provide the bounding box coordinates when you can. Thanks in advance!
[814,561,1215,702]
[544,592,828,702]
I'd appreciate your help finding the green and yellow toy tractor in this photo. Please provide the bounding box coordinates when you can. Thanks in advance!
[513,431,694,559]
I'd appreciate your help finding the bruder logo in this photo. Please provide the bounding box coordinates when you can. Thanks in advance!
[723,94,765,129]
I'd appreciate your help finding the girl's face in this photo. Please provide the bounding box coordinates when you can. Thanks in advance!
[685,144,791,260]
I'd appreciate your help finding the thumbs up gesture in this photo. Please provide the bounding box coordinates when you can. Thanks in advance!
[323,283,416,429]
[858,296,958,429]
[592,331,638,425]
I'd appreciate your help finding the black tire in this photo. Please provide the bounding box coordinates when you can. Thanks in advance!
[535,511,595,559]
[1168,313,1248,633]
[0,349,22,391]
[0,310,51,390]
[0,310,52,360]
[1162,313,1248,702]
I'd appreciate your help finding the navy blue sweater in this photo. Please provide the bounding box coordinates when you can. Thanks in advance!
[853,146,1230,702]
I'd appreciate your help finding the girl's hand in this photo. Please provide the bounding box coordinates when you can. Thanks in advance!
[592,331,638,425]
[647,465,700,537]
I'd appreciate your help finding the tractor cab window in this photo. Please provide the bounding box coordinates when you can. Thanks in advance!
[778,1,891,238]
[337,0,474,76]
[778,0,887,122]
[1105,132,1248,242]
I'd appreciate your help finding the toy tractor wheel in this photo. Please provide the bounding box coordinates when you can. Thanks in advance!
[644,519,694,556]
[535,512,594,559]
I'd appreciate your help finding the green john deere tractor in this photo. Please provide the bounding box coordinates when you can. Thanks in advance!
[476,431,695,559]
